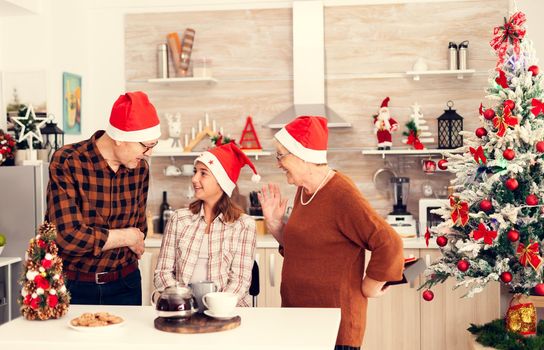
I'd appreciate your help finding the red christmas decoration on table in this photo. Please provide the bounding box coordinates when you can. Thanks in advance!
[19,222,70,320]
[500,272,513,283]
[528,65,539,76]
[534,283,544,296]
[457,260,470,272]
[373,97,398,150]
[475,127,487,138]
[437,159,448,170]
[239,116,262,151]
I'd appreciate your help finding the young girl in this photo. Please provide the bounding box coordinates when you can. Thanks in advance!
[154,143,258,306]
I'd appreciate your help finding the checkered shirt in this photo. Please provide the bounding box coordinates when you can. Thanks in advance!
[45,130,149,274]
[154,208,256,306]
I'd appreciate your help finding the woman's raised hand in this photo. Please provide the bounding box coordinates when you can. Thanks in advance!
[258,184,288,236]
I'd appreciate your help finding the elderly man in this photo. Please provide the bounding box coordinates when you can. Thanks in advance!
[45,91,161,305]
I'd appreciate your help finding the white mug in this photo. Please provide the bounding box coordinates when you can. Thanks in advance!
[202,292,237,315]
[164,165,182,176]
[181,164,194,176]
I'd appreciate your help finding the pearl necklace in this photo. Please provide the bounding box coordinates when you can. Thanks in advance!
[300,169,334,206]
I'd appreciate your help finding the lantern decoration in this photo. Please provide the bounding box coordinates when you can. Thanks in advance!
[40,120,64,160]
[437,100,464,149]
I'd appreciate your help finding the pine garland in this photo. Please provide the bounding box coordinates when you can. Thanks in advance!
[469,319,544,350]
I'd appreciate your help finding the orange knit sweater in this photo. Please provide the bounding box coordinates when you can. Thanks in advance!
[280,172,404,347]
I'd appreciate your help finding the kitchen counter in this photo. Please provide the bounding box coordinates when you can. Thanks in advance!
[0,305,341,350]
[145,234,438,249]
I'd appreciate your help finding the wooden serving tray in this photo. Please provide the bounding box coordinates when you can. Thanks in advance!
[154,313,241,334]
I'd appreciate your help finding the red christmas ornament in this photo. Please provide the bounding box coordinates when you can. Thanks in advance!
[23,294,31,305]
[507,229,520,242]
[436,236,448,247]
[47,294,58,308]
[457,260,470,272]
[483,109,496,120]
[475,127,488,138]
[500,272,513,283]
[503,149,515,160]
[536,141,544,153]
[505,178,519,191]
[30,297,40,310]
[534,283,544,296]
[504,100,516,110]
[437,159,448,170]
[528,65,539,76]
[422,290,434,301]
[526,194,539,206]
[41,258,52,269]
[37,239,46,249]
[34,275,50,290]
[479,199,493,212]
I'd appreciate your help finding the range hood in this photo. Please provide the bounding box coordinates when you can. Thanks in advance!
[266,1,351,128]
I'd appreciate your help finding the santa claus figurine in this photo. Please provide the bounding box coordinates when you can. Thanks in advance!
[374,97,398,150]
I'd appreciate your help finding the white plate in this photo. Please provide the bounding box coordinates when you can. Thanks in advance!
[68,319,125,332]
[203,310,237,321]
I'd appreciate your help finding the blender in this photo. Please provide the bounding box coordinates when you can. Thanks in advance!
[386,177,417,238]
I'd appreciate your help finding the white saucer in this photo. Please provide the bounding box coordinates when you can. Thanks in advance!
[203,310,237,320]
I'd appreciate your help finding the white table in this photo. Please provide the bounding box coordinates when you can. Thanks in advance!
[0,305,341,350]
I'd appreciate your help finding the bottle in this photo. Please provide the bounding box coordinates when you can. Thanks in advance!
[448,42,458,70]
[158,191,171,233]
[157,43,169,79]
[458,40,469,70]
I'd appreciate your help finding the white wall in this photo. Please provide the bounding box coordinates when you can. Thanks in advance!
[1,0,544,143]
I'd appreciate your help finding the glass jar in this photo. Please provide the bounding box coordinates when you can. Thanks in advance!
[193,57,213,78]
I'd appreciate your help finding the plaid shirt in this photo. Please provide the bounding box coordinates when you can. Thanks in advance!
[154,208,256,306]
[45,131,149,274]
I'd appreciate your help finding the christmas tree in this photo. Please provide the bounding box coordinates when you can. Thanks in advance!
[19,222,70,320]
[402,103,435,149]
[420,11,544,300]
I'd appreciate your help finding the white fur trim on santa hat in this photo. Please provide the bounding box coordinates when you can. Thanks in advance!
[194,152,236,197]
[105,123,161,142]
[274,127,327,164]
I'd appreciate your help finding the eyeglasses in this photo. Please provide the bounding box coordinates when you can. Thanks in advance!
[275,151,291,161]
[139,141,158,154]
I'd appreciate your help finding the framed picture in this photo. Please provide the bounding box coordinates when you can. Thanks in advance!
[62,72,81,135]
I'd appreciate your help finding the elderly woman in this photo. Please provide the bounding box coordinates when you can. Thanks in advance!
[259,116,404,350]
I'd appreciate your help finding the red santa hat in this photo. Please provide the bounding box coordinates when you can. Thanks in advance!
[381,97,390,108]
[106,91,161,142]
[194,142,260,197]
[274,116,328,164]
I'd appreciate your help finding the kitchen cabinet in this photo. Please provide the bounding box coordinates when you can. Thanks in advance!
[0,257,22,325]
[363,248,499,350]
[254,247,283,307]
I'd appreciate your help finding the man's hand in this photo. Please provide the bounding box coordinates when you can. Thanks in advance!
[103,227,145,258]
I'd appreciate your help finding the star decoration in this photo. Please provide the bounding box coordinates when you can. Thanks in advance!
[208,160,214,165]
[11,105,50,145]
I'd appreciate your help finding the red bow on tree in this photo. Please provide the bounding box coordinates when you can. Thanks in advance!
[407,131,424,150]
[490,12,527,68]
[495,69,509,88]
[469,145,487,164]
[450,196,469,226]
[478,103,484,116]
[516,241,543,271]
[492,106,518,137]
[531,99,544,117]
[472,223,498,245]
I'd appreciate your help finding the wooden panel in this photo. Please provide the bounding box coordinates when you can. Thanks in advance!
[364,249,421,350]
[125,1,509,224]
[420,250,500,350]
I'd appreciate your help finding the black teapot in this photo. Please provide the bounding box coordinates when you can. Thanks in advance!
[151,284,196,320]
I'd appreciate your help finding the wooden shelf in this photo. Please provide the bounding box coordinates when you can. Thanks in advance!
[152,149,271,160]
[144,77,218,85]
[361,148,461,158]
[406,69,476,81]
